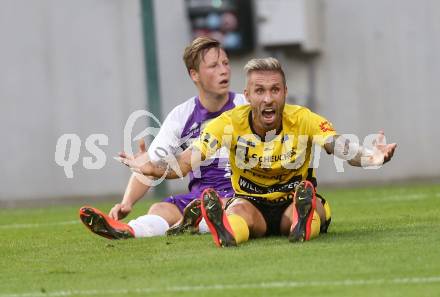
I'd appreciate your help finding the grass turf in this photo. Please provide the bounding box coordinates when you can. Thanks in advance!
[1,183,440,297]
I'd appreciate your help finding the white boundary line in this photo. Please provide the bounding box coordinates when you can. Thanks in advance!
[1,276,440,297]
[0,220,78,229]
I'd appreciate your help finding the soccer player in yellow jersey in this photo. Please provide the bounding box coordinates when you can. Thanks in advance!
[118,57,397,247]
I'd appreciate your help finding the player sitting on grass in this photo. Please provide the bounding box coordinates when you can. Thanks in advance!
[79,37,247,240]
[117,57,397,247]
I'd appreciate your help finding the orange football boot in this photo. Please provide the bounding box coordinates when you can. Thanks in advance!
[79,206,134,240]
[200,188,236,247]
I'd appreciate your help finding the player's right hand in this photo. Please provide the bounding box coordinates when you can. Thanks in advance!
[109,203,132,220]
[116,139,155,176]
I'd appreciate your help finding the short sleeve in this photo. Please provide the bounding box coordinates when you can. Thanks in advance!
[192,112,231,159]
[147,105,187,162]
[308,111,338,147]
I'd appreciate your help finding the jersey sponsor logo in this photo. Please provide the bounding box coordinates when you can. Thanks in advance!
[319,121,335,132]
[233,134,310,170]
[250,148,296,165]
[238,175,302,194]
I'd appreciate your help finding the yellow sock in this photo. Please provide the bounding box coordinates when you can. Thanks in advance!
[227,214,249,244]
[310,210,321,239]
[320,198,332,233]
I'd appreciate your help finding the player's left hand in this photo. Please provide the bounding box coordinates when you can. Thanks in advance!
[366,130,397,166]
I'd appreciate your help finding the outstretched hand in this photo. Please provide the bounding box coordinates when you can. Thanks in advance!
[363,130,397,167]
[115,139,153,175]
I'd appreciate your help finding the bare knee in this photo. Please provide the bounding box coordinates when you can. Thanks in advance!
[227,201,266,238]
[227,203,252,223]
[148,202,182,226]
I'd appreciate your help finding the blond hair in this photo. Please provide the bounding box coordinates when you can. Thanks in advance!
[183,36,222,74]
[244,57,286,86]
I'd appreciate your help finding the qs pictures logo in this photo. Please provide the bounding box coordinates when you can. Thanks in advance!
[54,110,174,187]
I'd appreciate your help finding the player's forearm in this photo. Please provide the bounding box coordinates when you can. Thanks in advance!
[144,148,199,179]
[147,159,192,179]
[147,161,179,178]
[347,145,382,167]
[120,173,151,206]
[326,135,374,167]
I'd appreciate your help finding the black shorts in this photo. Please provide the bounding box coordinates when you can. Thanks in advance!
[225,194,294,236]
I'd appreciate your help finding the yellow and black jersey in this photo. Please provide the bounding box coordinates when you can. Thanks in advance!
[192,104,337,201]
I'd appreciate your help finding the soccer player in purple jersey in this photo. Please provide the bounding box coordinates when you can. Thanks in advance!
[79,37,247,239]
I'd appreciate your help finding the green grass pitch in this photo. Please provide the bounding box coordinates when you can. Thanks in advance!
[1,183,440,297]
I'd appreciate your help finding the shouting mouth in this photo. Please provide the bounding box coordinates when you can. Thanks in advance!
[261,108,276,124]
